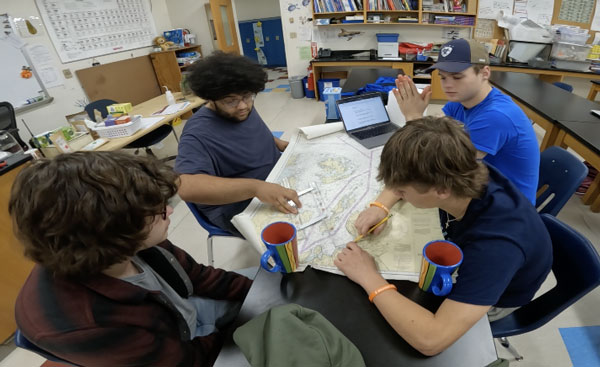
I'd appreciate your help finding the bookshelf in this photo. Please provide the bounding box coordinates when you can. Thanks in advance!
[313,0,478,31]
[150,45,202,94]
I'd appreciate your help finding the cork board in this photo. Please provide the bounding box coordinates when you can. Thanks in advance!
[76,55,161,106]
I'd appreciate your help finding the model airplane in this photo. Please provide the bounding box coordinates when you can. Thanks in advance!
[338,28,362,41]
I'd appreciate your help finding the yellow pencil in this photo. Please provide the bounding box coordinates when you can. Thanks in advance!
[353,214,393,242]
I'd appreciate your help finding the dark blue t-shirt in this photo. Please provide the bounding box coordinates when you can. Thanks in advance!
[175,106,280,233]
[443,88,539,205]
[442,164,552,308]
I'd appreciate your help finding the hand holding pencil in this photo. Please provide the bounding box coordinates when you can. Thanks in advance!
[353,214,393,242]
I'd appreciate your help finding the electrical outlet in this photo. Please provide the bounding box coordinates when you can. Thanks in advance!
[62,69,73,79]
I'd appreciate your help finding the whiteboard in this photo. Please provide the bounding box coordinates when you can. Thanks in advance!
[35,0,157,63]
[0,36,52,111]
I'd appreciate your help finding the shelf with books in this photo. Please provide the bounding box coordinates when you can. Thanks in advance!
[313,0,364,14]
[421,11,476,15]
[366,10,420,13]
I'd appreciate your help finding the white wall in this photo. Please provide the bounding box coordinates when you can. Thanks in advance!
[165,0,216,57]
[235,0,281,21]
[278,1,313,77]
[4,0,177,135]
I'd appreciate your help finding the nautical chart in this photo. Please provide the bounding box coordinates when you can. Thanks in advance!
[232,127,443,281]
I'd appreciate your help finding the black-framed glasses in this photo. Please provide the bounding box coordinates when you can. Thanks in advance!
[218,93,256,109]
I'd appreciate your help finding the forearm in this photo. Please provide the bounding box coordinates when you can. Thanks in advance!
[274,137,288,152]
[178,174,261,205]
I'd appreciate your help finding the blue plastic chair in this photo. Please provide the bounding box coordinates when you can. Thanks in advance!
[15,329,79,366]
[552,81,574,93]
[536,146,588,216]
[185,202,236,266]
[491,214,600,360]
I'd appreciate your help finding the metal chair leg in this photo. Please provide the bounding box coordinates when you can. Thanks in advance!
[499,337,524,361]
[207,236,214,266]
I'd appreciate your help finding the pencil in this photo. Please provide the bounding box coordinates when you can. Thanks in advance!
[353,214,393,242]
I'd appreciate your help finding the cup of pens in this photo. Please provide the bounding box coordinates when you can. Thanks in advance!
[260,221,299,273]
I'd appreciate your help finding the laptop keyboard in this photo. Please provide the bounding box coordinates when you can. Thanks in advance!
[353,124,397,140]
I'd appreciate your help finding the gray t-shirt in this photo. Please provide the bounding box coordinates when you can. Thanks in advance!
[123,256,197,339]
[175,106,280,233]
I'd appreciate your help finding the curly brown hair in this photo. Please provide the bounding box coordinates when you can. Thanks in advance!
[9,151,179,278]
[378,116,488,198]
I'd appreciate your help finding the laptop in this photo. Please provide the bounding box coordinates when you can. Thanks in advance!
[336,93,399,149]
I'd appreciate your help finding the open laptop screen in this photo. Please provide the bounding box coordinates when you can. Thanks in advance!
[337,94,390,131]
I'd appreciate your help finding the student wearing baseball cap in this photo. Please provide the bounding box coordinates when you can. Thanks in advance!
[393,38,539,206]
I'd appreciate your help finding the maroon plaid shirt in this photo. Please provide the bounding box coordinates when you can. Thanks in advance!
[15,240,252,366]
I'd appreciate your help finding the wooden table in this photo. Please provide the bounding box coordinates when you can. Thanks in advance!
[215,267,498,367]
[97,92,204,151]
[311,58,600,101]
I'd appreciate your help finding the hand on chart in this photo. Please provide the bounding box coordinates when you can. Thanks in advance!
[334,242,379,285]
[393,75,432,121]
[354,206,389,237]
[255,182,302,214]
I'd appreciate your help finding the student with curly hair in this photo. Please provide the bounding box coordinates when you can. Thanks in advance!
[336,117,551,356]
[176,52,300,235]
[10,152,252,366]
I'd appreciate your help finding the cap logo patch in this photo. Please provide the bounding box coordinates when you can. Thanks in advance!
[441,45,453,57]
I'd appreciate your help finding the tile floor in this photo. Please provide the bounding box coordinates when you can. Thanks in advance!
[2,69,599,366]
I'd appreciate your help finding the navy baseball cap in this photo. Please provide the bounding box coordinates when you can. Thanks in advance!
[426,39,489,73]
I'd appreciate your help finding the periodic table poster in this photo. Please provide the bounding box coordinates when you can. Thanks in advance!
[35,0,157,63]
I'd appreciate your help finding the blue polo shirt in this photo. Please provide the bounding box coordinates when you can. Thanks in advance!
[443,88,539,205]
[441,164,552,308]
[175,106,280,233]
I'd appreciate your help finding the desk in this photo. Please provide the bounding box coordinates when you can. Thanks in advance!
[489,72,600,212]
[311,58,600,101]
[97,93,204,151]
[0,154,34,341]
[215,267,498,367]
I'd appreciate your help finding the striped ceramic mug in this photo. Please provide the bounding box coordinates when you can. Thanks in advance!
[419,240,463,296]
[260,221,299,273]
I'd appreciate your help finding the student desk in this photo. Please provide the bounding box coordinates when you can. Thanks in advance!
[97,93,204,151]
[215,267,498,367]
[489,72,600,212]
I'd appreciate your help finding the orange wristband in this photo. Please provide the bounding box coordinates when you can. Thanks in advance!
[368,284,397,303]
[369,201,390,216]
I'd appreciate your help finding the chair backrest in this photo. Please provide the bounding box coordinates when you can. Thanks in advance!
[84,99,117,122]
[0,101,29,150]
[552,82,574,93]
[185,202,232,237]
[490,214,600,338]
[15,329,79,366]
[536,146,588,216]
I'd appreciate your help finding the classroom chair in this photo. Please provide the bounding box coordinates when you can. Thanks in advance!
[0,101,30,151]
[185,202,236,266]
[552,81,573,93]
[85,99,177,160]
[490,214,600,361]
[14,329,80,366]
[536,146,588,216]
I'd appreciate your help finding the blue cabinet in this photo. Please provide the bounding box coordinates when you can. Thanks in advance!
[238,17,287,67]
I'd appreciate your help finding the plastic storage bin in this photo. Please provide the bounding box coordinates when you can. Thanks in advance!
[317,78,340,101]
[303,77,315,99]
[376,33,399,42]
[551,42,591,61]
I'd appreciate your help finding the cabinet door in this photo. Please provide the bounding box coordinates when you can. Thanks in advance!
[151,52,182,93]
[261,18,287,67]
[238,21,259,63]
[0,164,34,341]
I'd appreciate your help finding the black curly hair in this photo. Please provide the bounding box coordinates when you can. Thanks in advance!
[187,51,268,101]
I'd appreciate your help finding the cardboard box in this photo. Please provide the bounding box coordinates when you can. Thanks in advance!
[40,133,94,158]
[106,103,132,114]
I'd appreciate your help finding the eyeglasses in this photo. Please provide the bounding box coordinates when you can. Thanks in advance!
[158,208,167,220]
[218,93,256,109]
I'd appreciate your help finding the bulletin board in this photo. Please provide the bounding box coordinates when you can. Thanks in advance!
[0,36,52,112]
[35,0,157,63]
